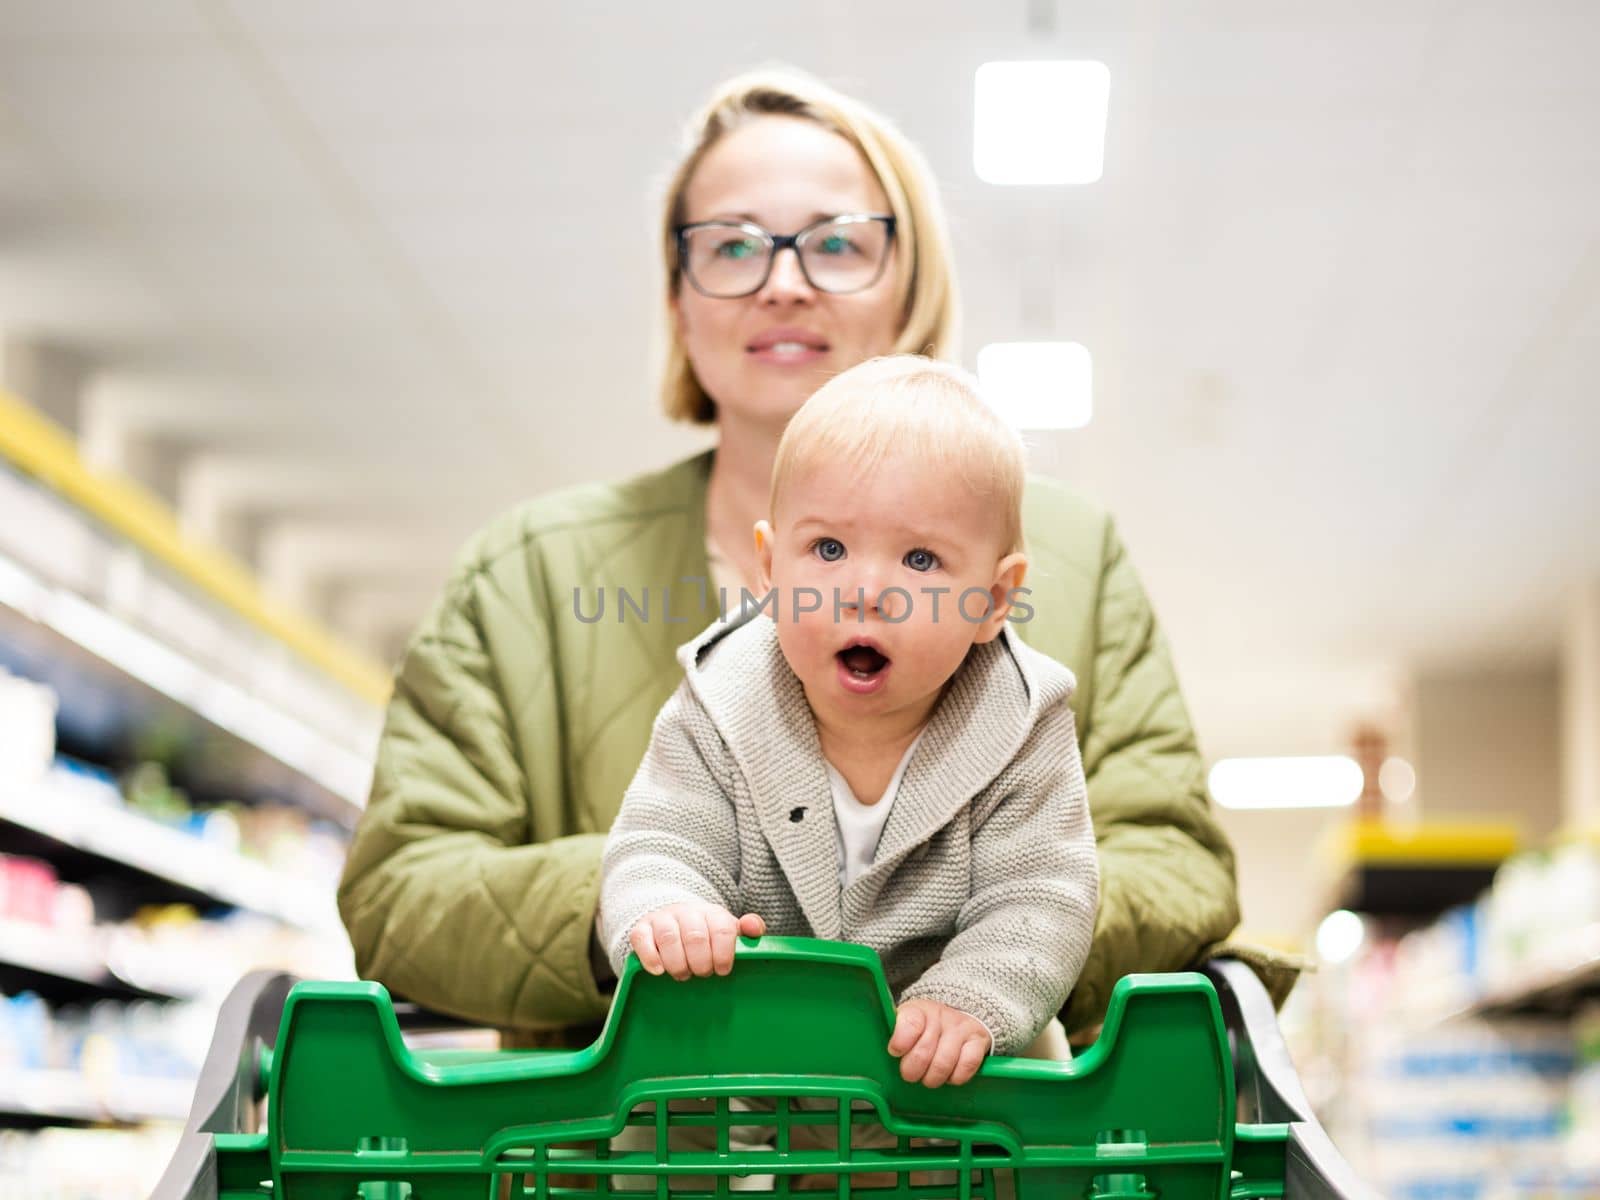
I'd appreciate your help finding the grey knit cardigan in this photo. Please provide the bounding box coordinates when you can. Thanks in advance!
[598,607,1099,1055]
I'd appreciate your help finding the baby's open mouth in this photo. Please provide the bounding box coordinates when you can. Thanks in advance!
[838,643,890,679]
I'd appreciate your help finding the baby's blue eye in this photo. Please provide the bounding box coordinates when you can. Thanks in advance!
[905,548,939,572]
[815,539,845,562]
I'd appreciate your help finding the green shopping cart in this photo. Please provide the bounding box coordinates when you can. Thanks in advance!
[151,938,1370,1199]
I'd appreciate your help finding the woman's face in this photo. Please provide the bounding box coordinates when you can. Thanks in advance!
[674,116,906,432]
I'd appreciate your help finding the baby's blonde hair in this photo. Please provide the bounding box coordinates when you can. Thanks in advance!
[770,355,1027,557]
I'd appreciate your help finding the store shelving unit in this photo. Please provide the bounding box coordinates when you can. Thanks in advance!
[1468,925,1600,1019]
[0,1070,193,1129]
[1322,818,1520,920]
[1298,819,1600,1193]
[0,386,387,1182]
[1,776,340,935]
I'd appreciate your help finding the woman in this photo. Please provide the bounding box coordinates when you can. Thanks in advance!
[338,68,1275,1047]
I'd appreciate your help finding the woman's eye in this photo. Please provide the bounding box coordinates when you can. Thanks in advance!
[715,237,762,260]
[815,234,857,257]
[814,539,846,562]
[904,548,940,572]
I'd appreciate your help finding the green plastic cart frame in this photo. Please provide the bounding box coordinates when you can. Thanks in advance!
[151,938,1371,1200]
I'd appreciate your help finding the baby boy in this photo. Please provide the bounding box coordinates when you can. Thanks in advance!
[600,354,1098,1088]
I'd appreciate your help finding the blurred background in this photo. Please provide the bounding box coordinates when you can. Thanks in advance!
[1,2,1598,1195]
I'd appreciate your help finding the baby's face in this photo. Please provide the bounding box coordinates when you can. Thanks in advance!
[755,450,1026,732]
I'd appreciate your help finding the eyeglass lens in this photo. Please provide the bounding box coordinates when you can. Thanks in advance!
[680,217,891,297]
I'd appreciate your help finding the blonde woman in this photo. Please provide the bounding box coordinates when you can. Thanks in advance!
[338,67,1269,1047]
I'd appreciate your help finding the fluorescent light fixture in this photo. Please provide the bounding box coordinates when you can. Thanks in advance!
[974,60,1110,185]
[1208,755,1364,810]
[1378,756,1417,804]
[1315,909,1366,965]
[976,342,1093,430]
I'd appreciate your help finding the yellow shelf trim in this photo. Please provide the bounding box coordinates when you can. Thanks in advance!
[1322,817,1521,869]
[0,386,391,706]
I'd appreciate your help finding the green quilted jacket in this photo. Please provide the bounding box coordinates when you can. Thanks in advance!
[338,449,1257,1041]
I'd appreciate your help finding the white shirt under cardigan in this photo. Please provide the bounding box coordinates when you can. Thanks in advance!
[825,727,927,888]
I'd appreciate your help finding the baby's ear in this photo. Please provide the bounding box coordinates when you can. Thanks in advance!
[754,520,776,593]
[973,552,1029,644]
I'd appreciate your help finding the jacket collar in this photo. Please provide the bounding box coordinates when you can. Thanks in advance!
[677,606,1072,934]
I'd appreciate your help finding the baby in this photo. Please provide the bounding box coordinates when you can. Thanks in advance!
[600,354,1098,1088]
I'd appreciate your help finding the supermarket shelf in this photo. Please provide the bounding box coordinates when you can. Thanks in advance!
[0,569,368,826]
[1469,926,1600,1019]
[0,782,341,937]
[0,385,389,706]
[0,918,189,1003]
[0,1070,193,1128]
[1323,818,1519,919]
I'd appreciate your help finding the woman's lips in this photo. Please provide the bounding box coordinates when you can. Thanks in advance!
[747,329,828,367]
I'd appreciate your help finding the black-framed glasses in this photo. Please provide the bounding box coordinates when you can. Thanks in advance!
[674,213,897,298]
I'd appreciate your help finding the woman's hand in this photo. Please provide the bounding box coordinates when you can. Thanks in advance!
[629,903,766,980]
[888,998,990,1087]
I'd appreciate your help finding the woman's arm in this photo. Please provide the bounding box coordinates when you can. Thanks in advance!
[336,537,611,1032]
[1063,517,1241,1034]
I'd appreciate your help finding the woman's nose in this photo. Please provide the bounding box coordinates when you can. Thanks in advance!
[758,245,815,304]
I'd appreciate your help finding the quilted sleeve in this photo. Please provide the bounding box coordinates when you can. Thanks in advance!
[336,532,612,1032]
[1064,516,1241,1034]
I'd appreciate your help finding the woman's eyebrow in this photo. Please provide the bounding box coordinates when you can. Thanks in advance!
[705,211,845,226]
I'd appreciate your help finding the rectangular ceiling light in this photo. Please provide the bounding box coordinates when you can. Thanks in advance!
[1208,756,1365,810]
[976,342,1093,430]
[974,61,1110,185]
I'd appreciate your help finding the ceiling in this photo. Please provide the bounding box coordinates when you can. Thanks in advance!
[1,0,1596,764]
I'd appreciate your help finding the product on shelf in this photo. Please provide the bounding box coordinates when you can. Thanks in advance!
[1479,841,1600,996]
[1290,833,1600,1197]
[0,667,55,790]
[0,1126,182,1198]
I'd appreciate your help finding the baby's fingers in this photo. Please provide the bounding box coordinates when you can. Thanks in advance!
[650,914,691,980]
[707,908,740,975]
[898,1022,943,1084]
[888,1004,928,1057]
[948,1036,989,1087]
[921,1028,970,1089]
[737,912,766,938]
[629,923,664,975]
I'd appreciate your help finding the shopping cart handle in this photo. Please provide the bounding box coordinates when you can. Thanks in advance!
[149,969,296,1200]
[152,940,1372,1199]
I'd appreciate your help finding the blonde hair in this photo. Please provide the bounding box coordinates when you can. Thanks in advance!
[771,355,1027,557]
[658,67,960,425]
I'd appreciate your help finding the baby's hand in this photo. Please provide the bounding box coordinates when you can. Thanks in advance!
[629,903,766,981]
[888,998,990,1087]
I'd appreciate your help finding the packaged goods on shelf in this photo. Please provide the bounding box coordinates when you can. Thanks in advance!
[0,987,204,1121]
[1479,842,1600,996]
[1359,1017,1576,1198]
[1296,831,1600,1196]
[5,757,348,934]
[1572,1004,1600,1169]
[0,1125,181,1198]
[106,906,355,999]
[0,666,55,790]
